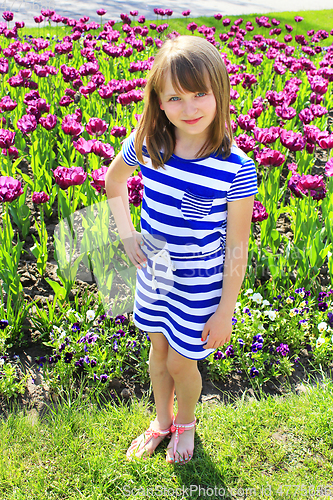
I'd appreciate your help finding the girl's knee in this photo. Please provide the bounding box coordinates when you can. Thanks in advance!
[166,350,198,378]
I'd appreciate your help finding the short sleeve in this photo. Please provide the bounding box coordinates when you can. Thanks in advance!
[227,158,259,202]
[121,131,139,167]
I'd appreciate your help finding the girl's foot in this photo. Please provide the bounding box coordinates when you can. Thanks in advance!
[166,417,196,464]
[126,419,173,460]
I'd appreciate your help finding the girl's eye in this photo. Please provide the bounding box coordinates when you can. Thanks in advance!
[196,92,206,97]
[169,96,180,102]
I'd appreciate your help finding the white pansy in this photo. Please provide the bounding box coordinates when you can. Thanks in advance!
[262,300,270,307]
[251,293,263,304]
[264,310,278,320]
[298,291,305,298]
[253,309,262,318]
[244,288,253,296]
[53,325,66,338]
[0,358,4,366]
[289,310,296,318]
[286,297,294,304]
[300,301,306,308]
[258,323,265,330]
[66,308,75,317]
[316,337,326,348]
[318,322,328,333]
[75,312,82,322]
[86,310,96,321]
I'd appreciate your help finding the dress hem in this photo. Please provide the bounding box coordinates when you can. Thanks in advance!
[134,319,215,361]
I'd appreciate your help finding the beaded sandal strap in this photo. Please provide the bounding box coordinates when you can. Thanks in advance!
[170,417,196,460]
[133,421,172,455]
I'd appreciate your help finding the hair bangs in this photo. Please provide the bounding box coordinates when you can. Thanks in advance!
[169,56,209,95]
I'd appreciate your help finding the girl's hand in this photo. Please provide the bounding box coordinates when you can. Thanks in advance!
[201,312,232,350]
[122,230,147,270]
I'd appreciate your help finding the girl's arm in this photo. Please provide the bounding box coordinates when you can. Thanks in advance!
[202,195,255,350]
[105,151,146,269]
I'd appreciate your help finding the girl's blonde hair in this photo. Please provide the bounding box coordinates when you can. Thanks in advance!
[134,35,233,170]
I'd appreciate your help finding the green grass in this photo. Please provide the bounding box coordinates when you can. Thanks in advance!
[1,377,333,499]
[20,9,333,40]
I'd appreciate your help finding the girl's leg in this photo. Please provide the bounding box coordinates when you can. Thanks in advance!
[127,333,175,458]
[165,348,202,463]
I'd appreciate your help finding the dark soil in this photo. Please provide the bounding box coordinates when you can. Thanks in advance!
[1,112,333,417]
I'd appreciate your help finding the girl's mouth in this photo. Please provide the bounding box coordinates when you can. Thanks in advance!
[183,117,202,124]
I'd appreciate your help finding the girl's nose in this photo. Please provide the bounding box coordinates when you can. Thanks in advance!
[183,98,198,116]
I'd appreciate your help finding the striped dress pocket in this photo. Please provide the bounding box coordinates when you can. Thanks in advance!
[180,190,214,220]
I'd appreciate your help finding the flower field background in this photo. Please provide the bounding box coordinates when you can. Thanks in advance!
[0,7,333,406]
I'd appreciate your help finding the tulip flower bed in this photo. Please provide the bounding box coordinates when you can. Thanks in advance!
[0,8,333,402]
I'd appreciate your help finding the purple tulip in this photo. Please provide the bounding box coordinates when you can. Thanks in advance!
[32,191,50,204]
[0,57,9,74]
[299,108,314,124]
[309,75,328,95]
[127,172,143,206]
[98,84,114,100]
[247,53,263,66]
[310,104,327,117]
[2,11,14,22]
[91,166,108,194]
[325,158,333,177]
[34,15,44,24]
[317,133,333,149]
[80,82,97,96]
[97,9,107,16]
[310,92,323,104]
[288,174,307,198]
[59,96,74,106]
[187,22,197,33]
[61,115,84,136]
[3,146,18,159]
[256,148,285,167]
[73,137,95,155]
[53,166,87,189]
[182,10,191,16]
[253,127,280,145]
[280,129,306,151]
[0,129,15,148]
[60,64,80,82]
[235,134,256,152]
[117,89,143,105]
[303,125,320,144]
[39,114,57,130]
[266,90,285,107]
[242,73,258,89]
[86,118,108,137]
[237,114,256,131]
[252,200,268,222]
[294,16,303,22]
[0,175,23,202]
[17,114,37,135]
[0,96,17,111]
[110,126,127,138]
[91,141,114,159]
[275,105,296,120]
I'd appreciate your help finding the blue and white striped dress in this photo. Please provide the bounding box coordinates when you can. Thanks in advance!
[122,132,258,360]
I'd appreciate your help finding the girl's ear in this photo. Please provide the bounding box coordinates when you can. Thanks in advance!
[158,98,164,111]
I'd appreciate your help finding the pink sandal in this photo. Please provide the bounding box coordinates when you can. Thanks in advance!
[167,416,196,464]
[126,419,173,460]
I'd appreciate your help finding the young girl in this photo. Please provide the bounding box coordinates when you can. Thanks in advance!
[105,35,258,464]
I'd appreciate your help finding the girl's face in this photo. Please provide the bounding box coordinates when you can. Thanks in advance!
[158,71,217,143]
